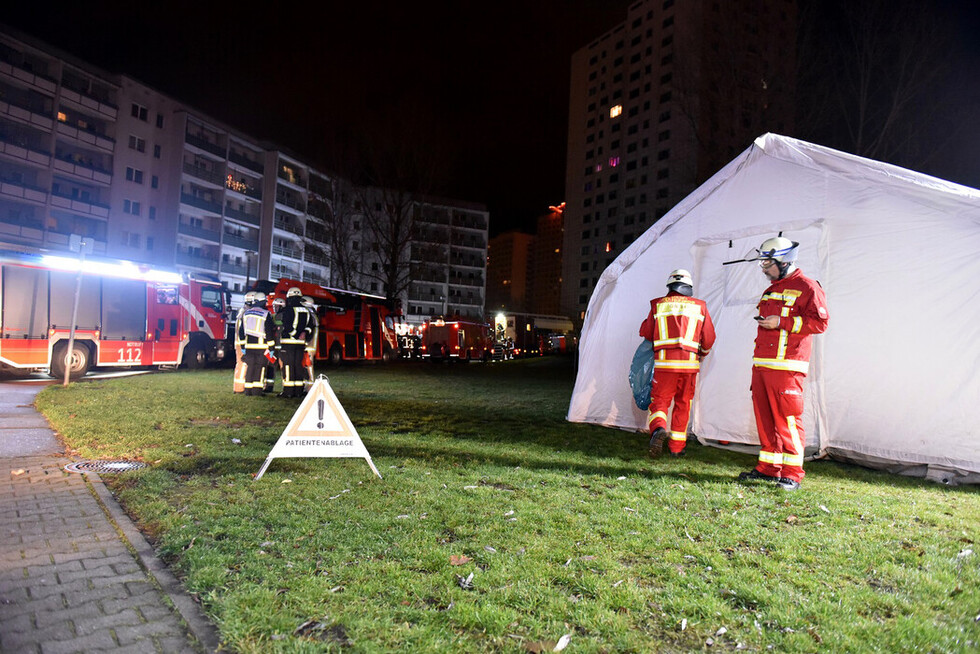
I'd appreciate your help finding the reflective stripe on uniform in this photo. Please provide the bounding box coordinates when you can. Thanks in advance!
[669,431,686,442]
[752,357,809,373]
[758,450,783,465]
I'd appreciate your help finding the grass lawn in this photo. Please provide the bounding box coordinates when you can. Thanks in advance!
[36,357,980,653]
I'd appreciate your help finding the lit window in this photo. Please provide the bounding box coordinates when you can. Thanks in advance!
[57,111,67,122]
[605,242,613,252]
[610,105,623,118]
[609,157,620,167]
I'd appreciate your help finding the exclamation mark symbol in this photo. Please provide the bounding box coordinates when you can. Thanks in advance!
[317,399,325,429]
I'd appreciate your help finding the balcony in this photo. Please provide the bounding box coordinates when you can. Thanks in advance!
[176,251,219,271]
[0,135,51,167]
[228,150,264,173]
[0,92,54,130]
[271,264,299,279]
[50,190,110,218]
[220,260,248,276]
[55,121,113,152]
[185,132,226,158]
[275,194,306,213]
[224,174,262,200]
[272,243,303,260]
[58,86,117,120]
[222,232,259,250]
[0,178,47,204]
[302,270,327,285]
[180,192,222,214]
[53,155,112,185]
[273,219,304,237]
[0,60,58,94]
[303,250,329,267]
[183,162,225,186]
[224,205,261,226]
[177,222,221,243]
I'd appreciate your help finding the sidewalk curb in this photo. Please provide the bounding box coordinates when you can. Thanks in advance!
[82,468,223,653]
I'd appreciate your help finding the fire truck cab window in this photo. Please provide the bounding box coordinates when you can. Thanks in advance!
[200,288,223,312]
[156,286,178,305]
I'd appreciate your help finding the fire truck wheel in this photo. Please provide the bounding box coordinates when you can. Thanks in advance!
[50,342,91,380]
[182,344,207,369]
[329,344,343,365]
[382,346,393,363]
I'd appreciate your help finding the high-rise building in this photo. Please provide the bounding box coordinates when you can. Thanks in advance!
[562,0,797,321]
[0,25,487,318]
[486,230,533,312]
[527,205,564,316]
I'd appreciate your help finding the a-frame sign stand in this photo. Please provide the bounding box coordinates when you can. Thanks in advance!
[254,375,382,480]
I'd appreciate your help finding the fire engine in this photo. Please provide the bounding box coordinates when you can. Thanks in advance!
[0,249,229,379]
[419,317,493,361]
[255,278,401,364]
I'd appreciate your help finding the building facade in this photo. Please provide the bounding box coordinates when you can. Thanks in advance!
[486,230,533,313]
[561,0,796,321]
[0,26,487,318]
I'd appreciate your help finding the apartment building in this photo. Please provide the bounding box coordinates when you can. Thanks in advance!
[562,0,796,321]
[486,230,533,313]
[403,198,488,323]
[0,25,487,317]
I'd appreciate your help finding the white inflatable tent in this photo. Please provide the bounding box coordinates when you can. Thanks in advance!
[568,134,980,485]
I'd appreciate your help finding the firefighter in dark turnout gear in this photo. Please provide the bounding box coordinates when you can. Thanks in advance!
[238,292,277,396]
[278,287,315,397]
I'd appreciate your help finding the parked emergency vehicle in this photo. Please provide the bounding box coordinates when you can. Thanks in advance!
[492,312,576,357]
[255,278,401,364]
[0,249,229,379]
[419,317,493,361]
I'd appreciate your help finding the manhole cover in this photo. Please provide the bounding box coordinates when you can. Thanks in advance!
[65,460,148,474]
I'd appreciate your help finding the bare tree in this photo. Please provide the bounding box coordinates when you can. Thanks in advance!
[797,0,953,168]
[323,177,362,291]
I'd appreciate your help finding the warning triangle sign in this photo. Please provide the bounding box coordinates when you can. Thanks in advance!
[254,376,382,480]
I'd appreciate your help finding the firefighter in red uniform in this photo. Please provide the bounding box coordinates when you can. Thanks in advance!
[738,236,829,491]
[639,269,716,458]
[238,292,277,396]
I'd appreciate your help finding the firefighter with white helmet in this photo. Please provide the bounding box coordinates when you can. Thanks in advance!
[231,292,256,393]
[266,296,287,393]
[277,287,315,397]
[639,268,716,458]
[301,296,318,390]
[238,291,277,396]
[738,235,829,491]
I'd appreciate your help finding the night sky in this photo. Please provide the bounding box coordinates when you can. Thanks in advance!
[4,1,979,236]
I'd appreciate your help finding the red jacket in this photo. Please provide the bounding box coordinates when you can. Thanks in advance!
[639,292,716,372]
[753,268,829,374]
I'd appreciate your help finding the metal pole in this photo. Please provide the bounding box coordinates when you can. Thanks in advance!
[63,242,86,387]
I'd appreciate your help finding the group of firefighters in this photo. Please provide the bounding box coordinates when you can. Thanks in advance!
[233,287,318,397]
[639,236,830,492]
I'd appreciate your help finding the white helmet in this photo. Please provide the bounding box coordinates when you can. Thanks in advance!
[757,237,798,264]
[666,269,693,287]
[301,296,315,309]
[252,291,267,305]
[243,291,256,306]
[272,297,285,310]
[286,287,303,298]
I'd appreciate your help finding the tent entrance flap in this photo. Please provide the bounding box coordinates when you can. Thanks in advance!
[690,224,827,451]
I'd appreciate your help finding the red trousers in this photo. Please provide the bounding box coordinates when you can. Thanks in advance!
[647,370,697,453]
[751,368,806,482]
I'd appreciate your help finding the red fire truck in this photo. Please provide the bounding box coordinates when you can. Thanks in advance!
[419,317,493,362]
[256,278,401,364]
[0,249,229,379]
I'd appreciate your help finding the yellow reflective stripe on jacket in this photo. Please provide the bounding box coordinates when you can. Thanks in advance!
[792,316,803,333]
[655,359,701,371]
[752,357,810,373]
